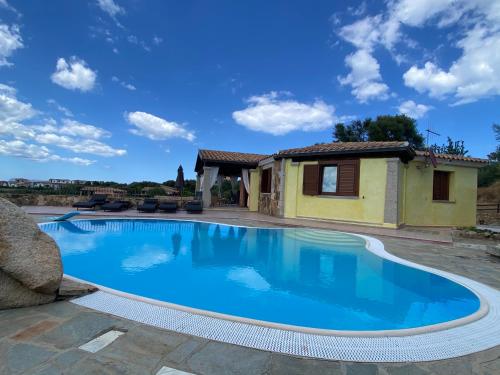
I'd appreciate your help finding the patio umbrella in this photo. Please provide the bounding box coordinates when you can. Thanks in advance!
[175,164,185,196]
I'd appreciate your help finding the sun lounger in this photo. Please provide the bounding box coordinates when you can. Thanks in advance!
[72,194,108,210]
[185,200,203,214]
[137,198,158,213]
[158,201,177,213]
[101,200,131,212]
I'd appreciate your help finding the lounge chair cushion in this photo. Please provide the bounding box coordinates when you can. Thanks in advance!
[185,200,203,213]
[102,201,130,211]
[137,199,158,212]
[159,202,177,212]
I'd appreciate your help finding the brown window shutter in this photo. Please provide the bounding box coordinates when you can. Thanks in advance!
[337,159,359,196]
[303,164,319,195]
[433,171,449,200]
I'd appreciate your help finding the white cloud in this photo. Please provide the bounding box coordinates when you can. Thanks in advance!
[126,35,156,52]
[126,111,195,141]
[112,76,136,91]
[339,16,381,51]
[47,99,74,117]
[0,84,38,139]
[0,140,49,159]
[0,84,36,123]
[392,0,466,28]
[403,62,458,98]
[338,50,389,103]
[60,119,111,139]
[348,1,367,17]
[0,83,124,163]
[51,156,95,166]
[96,0,124,18]
[122,83,136,90]
[232,91,336,136]
[0,1,21,16]
[0,24,23,67]
[403,25,500,104]
[36,133,125,157]
[398,100,432,119]
[0,122,35,139]
[51,57,97,92]
[337,15,398,102]
[153,36,163,45]
[336,0,500,105]
[0,139,95,165]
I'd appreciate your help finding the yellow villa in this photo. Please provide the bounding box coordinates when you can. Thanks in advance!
[194,141,487,228]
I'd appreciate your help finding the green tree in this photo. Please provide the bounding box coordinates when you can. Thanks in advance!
[431,137,468,155]
[333,115,425,149]
[182,179,196,197]
[478,123,500,187]
[493,123,500,142]
[146,187,167,197]
[333,119,370,142]
[126,181,160,195]
[478,164,500,187]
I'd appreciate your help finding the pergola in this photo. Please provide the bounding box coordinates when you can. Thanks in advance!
[194,149,269,208]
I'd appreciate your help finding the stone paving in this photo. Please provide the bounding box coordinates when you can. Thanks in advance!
[0,212,499,374]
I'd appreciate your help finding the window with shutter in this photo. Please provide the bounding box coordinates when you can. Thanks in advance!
[318,159,359,196]
[433,171,450,201]
[302,160,360,196]
[303,164,319,195]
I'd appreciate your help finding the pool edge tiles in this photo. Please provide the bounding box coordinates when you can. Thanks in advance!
[56,219,500,361]
[71,281,500,362]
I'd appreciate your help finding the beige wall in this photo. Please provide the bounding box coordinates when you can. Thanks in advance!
[283,158,390,226]
[254,156,480,228]
[403,160,478,227]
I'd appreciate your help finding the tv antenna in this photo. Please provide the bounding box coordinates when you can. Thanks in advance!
[425,127,441,168]
[425,127,440,149]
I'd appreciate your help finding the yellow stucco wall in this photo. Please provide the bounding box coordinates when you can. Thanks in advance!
[283,158,389,226]
[403,160,478,227]
[248,169,260,212]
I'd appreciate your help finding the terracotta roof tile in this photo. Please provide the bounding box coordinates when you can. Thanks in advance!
[198,149,269,164]
[415,150,488,163]
[277,141,410,157]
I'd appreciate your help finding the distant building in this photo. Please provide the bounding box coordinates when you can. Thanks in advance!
[8,178,31,187]
[81,186,127,198]
[49,178,72,185]
[0,181,8,187]
[72,180,89,185]
[30,180,51,188]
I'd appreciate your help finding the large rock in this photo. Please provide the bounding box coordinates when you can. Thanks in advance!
[0,198,62,309]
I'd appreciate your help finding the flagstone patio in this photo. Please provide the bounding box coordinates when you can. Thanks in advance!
[0,210,498,374]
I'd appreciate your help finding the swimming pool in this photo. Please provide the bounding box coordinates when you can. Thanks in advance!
[40,219,482,332]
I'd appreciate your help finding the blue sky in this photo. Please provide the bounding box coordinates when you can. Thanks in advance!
[0,0,498,182]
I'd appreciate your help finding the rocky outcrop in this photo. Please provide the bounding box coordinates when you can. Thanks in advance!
[0,198,63,309]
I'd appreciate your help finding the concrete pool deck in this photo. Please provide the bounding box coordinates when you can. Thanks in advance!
[0,208,498,374]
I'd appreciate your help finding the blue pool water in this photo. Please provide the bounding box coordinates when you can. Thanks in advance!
[40,219,480,331]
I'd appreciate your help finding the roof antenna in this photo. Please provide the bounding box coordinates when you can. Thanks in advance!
[425,127,440,148]
[425,126,440,168]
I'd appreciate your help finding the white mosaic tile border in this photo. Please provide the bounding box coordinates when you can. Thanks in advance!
[69,229,500,362]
